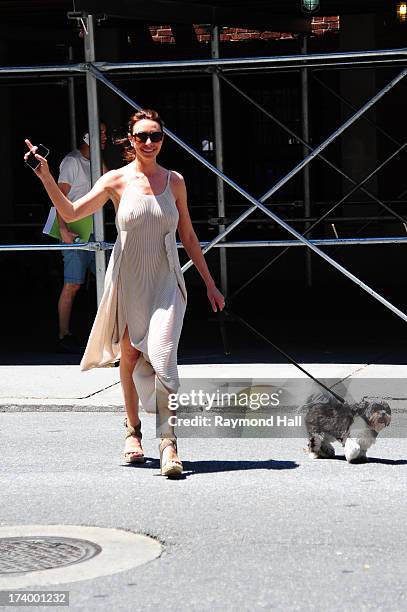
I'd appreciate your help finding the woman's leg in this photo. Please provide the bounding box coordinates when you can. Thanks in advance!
[120,326,143,457]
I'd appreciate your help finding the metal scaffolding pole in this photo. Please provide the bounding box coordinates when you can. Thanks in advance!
[0,64,84,76]
[1,47,407,80]
[211,25,229,354]
[301,35,312,287]
[67,46,77,150]
[222,57,407,73]
[2,236,407,253]
[211,26,228,299]
[89,64,407,323]
[84,14,106,305]
[97,47,407,72]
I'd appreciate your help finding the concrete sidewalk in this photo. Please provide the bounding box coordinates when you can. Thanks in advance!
[1,362,407,411]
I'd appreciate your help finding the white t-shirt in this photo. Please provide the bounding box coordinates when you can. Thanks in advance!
[58,149,92,202]
[58,149,93,232]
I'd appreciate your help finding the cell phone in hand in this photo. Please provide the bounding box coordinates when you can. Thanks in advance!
[25,143,49,171]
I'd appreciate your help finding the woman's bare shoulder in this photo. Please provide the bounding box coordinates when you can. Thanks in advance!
[169,170,184,183]
[103,166,128,185]
[101,166,131,194]
[169,170,186,195]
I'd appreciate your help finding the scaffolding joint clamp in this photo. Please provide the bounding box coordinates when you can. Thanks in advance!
[67,11,107,21]
[83,61,106,72]
[89,241,112,252]
[207,66,222,75]
[67,11,87,20]
[209,216,230,226]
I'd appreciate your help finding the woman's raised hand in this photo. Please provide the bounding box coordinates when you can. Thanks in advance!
[24,139,50,181]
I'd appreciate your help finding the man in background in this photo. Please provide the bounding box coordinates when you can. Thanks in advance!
[57,123,107,353]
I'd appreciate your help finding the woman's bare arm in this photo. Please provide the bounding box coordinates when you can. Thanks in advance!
[24,139,111,222]
[172,171,225,312]
[43,173,111,222]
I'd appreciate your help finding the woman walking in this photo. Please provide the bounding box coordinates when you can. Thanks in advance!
[25,109,224,476]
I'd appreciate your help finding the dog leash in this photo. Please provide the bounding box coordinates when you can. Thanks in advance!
[229,311,345,404]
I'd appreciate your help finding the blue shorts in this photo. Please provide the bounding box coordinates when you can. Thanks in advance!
[62,235,96,285]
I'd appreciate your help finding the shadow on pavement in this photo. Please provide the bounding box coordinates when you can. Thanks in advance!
[120,458,299,475]
[330,454,407,465]
[180,459,299,474]
[360,457,407,465]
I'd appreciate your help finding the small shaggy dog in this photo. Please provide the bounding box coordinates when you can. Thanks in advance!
[300,392,391,463]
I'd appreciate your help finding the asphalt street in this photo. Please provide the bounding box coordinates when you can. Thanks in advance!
[1,408,406,612]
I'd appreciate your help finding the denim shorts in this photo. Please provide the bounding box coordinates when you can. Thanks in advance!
[62,234,96,285]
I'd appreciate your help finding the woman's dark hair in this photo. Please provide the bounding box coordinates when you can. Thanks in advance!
[116,109,164,162]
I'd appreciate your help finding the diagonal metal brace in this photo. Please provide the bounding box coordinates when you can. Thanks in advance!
[88,63,407,323]
[229,140,407,302]
[220,73,407,225]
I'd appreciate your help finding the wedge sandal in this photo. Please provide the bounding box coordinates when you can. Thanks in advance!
[159,436,183,476]
[124,417,145,464]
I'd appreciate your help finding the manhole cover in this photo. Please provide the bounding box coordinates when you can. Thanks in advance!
[0,525,162,589]
[0,537,101,575]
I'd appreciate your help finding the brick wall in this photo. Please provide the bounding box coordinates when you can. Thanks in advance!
[149,26,175,44]
[148,17,340,44]
[310,15,340,37]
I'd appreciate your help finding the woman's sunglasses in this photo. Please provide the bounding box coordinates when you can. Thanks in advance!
[132,131,164,143]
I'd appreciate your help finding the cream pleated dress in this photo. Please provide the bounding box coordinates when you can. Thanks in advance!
[80,170,187,412]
